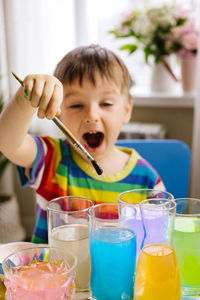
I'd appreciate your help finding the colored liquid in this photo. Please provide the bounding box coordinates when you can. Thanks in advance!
[0,277,6,300]
[134,244,181,300]
[121,206,168,258]
[172,217,200,294]
[4,260,74,300]
[49,224,90,292]
[89,227,136,300]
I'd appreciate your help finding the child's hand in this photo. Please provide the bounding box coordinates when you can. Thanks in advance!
[23,74,63,119]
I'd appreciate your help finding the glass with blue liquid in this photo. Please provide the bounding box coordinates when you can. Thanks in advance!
[88,203,137,300]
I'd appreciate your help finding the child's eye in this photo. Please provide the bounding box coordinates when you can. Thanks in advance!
[101,102,113,107]
[70,104,83,109]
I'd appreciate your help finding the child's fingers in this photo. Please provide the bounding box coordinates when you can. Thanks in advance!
[23,76,34,101]
[37,82,55,118]
[56,108,61,117]
[45,84,63,120]
[30,79,45,108]
[23,75,63,119]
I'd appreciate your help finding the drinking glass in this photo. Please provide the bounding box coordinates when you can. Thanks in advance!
[47,196,93,299]
[172,198,200,296]
[140,198,176,247]
[2,246,77,300]
[118,189,174,204]
[118,189,174,257]
[134,199,181,300]
[88,203,137,300]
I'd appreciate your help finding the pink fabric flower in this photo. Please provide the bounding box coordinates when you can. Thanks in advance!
[168,23,198,58]
[181,30,198,50]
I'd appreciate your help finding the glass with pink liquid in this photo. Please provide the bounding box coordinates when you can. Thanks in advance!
[2,246,77,300]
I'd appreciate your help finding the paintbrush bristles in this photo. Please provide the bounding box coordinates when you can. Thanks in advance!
[91,160,103,175]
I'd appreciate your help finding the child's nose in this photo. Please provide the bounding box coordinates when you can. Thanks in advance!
[84,106,100,123]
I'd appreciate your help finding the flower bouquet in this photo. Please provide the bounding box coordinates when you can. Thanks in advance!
[110,4,197,86]
[110,4,187,64]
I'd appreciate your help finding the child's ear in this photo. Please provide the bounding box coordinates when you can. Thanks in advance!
[123,96,133,124]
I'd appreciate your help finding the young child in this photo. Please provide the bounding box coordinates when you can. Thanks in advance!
[0,45,165,243]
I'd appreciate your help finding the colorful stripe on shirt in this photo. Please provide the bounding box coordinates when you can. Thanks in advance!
[17,135,165,244]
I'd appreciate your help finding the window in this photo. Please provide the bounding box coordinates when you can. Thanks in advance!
[74,0,199,89]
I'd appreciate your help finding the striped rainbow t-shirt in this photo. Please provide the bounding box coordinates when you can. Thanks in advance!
[17,136,165,243]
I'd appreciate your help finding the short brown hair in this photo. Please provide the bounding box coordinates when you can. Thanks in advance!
[54,44,131,97]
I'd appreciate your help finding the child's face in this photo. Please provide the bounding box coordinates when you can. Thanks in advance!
[59,74,132,161]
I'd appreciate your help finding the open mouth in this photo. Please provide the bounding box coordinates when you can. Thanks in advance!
[83,132,104,149]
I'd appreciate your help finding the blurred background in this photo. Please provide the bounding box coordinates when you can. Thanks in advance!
[0,0,199,240]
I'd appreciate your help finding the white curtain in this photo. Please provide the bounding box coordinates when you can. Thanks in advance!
[1,0,76,135]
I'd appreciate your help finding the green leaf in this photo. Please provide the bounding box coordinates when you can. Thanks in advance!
[109,30,134,39]
[109,30,118,35]
[144,48,150,64]
[0,94,4,113]
[176,18,187,26]
[120,44,138,54]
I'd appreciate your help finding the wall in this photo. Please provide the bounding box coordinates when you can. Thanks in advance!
[132,106,193,196]
[132,107,194,148]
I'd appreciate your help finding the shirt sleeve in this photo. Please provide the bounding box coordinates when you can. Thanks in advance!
[17,135,68,201]
[147,162,166,191]
[137,154,166,191]
[153,177,166,191]
[16,135,47,189]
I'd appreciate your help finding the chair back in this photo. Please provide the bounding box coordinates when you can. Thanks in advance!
[116,139,191,198]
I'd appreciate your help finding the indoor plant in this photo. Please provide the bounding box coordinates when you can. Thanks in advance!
[110,4,190,91]
[110,4,187,64]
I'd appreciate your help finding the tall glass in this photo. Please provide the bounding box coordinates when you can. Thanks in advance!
[2,246,77,300]
[140,198,176,248]
[88,203,137,300]
[118,189,174,204]
[172,198,200,296]
[47,196,93,299]
[134,199,181,300]
[118,189,174,257]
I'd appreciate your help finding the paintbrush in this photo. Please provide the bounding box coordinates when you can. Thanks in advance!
[11,72,103,176]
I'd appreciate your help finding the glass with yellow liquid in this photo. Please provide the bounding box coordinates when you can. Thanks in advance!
[134,244,181,300]
[134,198,181,300]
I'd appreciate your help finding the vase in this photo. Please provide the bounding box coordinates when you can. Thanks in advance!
[180,56,197,93]
[150,57,178,92]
